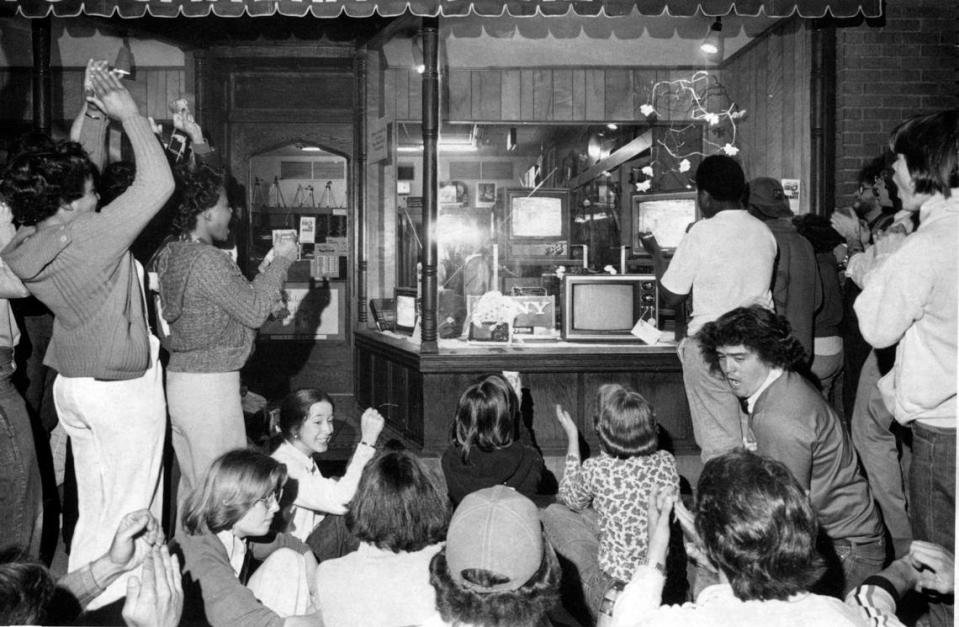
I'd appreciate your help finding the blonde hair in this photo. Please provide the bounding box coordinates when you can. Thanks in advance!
[181,448,286,535]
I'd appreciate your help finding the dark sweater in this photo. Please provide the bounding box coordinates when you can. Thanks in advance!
[767,219,821,362]
[750,371,883,542]
[441,441,547,506]
[154,240,292,372]
[2,115,174,379]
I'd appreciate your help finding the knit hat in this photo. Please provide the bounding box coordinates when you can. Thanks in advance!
[748,177,793,218]
[446,486,543,593]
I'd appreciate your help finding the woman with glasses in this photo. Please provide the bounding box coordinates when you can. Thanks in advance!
[271,388,384,560]
[177,448,323,627]
[153,164,298,530]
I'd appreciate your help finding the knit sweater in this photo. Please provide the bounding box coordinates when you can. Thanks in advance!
[153,240,292,372]
[1,115,174,379]
[178,530,307,627]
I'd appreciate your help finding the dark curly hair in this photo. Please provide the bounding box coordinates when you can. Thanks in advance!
[172,163,224,235]
[346,450,449,553]
[99,160,136,207]
[0,142,96,226]
[695,450,825,601]
[792,214,843,254]
[0,558,55,625]
[594,383,658,459]
[889,109,959,199]
[429,541,560,627]
[696,306,807,375]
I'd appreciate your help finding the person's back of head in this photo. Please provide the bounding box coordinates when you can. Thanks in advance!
[347,449,450,553]
[1,142,96,227]
[695,155,746,217]
[695,450,824,601]
[0,559,55,625]
[746,177,793,222]
[429,486,560,627]
[594,383,658,459]
[451,373,519,462]
[99,160,136,207]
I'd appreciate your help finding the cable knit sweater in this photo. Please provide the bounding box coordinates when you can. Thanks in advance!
[1,115,174,380]
[154,240,292,372]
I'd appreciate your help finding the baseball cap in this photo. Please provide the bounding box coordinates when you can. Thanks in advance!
[748,177,793,218]
[446,486,543,593]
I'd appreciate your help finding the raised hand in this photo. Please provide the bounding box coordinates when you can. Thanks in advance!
[554,404,578,441]
[274,236,299,261]
[646,486,676,570]
[360,407,385,445]
[108,510,163,571]
[87,65,139,122]
[121,546,183,627]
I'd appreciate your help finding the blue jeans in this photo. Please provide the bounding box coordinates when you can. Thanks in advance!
[910,422,955,627]
[541,504,614,620]
[0,347,43,558]
[834,535,887,596]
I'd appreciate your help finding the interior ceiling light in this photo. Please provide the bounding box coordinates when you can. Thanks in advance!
[700,18,723,56]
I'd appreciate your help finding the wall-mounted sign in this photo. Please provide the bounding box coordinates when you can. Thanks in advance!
[369,118,391,164]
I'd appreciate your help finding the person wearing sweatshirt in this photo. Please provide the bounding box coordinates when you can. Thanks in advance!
[0,62,174,608]
[153,163,296,521]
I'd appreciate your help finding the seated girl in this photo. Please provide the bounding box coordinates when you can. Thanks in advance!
[440,373,552,506]
[312,449,449,626]
[543,383,679,617]
[177,449,322,627]
[270,389,384,559]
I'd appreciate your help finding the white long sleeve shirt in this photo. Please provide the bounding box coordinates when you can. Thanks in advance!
[854,191,958,427]
[271,440,376,541]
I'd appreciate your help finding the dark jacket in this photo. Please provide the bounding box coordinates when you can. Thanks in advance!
[441,440,548,506]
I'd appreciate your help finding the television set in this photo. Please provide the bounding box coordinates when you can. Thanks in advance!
[631,191,699,252]
[562,274,658,342]
[394,287,418,336]
[503,188,569,265]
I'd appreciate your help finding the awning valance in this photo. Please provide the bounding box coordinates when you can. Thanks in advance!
[5,0,880,20]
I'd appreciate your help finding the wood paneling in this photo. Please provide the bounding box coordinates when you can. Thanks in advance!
[388,66,725,124]
[0,67,186,124]
[723,17,813,213]
[355,329,695,456]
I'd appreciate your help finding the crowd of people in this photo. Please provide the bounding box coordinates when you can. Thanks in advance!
[0,59,955,627]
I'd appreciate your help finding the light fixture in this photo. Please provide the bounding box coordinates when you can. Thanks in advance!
[411,35,425,75]
[700,18,723,56]
[606,123,618,130]
[113,37,133,78]
[699,17,723,55]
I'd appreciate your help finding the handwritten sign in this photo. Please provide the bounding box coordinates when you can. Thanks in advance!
[369,118,390,164]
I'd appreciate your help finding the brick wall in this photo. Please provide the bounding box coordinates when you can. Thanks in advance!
[834,0,959,208]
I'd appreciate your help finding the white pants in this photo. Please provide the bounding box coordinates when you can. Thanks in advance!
[55,336,166,609]
[168,370,246,536]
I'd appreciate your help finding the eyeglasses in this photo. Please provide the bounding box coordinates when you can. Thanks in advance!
[254,488,284,509]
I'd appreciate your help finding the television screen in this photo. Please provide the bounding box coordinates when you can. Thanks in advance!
[511,196,564,238]
[633,195,698,250]
[572,283,635,331]
[395,289,417,334]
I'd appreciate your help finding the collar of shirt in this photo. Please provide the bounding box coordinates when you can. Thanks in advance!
[277,440,318,475]
[746,367,783,414]
[216,529,248,577]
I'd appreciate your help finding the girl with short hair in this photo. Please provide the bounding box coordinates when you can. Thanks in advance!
[177,448,322,627]
[544,383,680,618]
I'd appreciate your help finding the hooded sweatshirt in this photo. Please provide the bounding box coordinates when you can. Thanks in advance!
[441,440,546,506]
[1,115,174,380]
[153,239,292,373]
